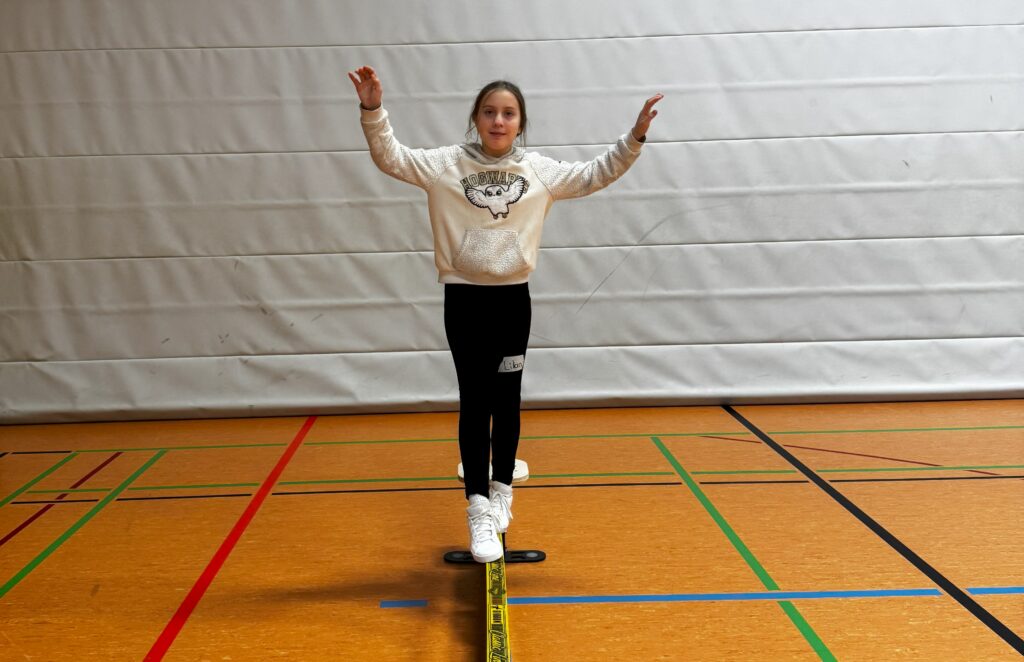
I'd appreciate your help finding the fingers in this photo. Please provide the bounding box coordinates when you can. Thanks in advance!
[632,93,663,140]
[358,65,377,83]
[348,66,378,84]
[349,65,383,108]
[643,93,664,113]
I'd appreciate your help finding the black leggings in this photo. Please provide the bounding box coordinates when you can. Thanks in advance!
[444,283,531,499]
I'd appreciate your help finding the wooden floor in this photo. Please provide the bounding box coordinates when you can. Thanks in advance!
[1,400,1022,660]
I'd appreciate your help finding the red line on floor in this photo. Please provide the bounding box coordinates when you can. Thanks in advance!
[0,452,123,548]
[144,416,317,661]
[0,505,56,547]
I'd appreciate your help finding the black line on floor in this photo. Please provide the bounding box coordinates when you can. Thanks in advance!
[274,481,679,497]
[274,486,462,496]
[517,481,682,490]
[723,405,1024,655]
[832,475,1024,484]
[701,479,810,486]
[120,493,256,502]
[12,499,101,505]
[9,450,75,455]
[10,481,680,505]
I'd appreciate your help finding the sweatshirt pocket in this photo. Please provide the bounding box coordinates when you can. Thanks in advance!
[452,228,529,277]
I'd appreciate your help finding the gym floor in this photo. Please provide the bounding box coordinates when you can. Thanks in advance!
[1,399,1022,660]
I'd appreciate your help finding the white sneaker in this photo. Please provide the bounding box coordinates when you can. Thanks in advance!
[467,495,502,563]
[489,481,513,533]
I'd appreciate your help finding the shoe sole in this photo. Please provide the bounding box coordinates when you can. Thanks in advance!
[472,549,502,563]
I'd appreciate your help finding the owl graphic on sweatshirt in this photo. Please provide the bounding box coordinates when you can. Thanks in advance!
[464,177,529,219]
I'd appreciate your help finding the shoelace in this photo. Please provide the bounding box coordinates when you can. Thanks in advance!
[469,510,497,543]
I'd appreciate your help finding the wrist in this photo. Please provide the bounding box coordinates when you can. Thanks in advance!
[360,102,382,111]
[631,128,647,143]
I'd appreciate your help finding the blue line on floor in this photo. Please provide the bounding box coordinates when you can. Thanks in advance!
[508,588,941,605]
[968,587,1024,596]
[381,599,429,608]
[379,586,1024,608]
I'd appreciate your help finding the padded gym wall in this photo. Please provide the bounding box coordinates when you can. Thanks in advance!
[1,1,1022,423]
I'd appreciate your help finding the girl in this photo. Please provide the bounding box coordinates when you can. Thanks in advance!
[348,65,662,562]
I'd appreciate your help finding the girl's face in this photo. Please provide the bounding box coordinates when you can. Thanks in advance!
[473,89,522,157]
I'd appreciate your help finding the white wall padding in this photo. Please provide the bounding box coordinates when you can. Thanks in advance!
[1,2,1022,422]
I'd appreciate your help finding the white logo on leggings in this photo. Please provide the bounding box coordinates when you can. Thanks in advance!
[498,355,525,373]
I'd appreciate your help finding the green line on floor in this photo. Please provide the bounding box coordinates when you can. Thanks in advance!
[73,443,286,454]
[691,464,1024,476]
[10,423,1021,456]
[21,462,1024,498]
[0,451,166,599]
[652,437,836,661]
[23,471,679,496]
[1,453,80,507]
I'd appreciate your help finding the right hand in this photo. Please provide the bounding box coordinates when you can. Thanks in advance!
[348,65,382,110]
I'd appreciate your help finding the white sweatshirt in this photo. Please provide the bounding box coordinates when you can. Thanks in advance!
[360,105,645,285]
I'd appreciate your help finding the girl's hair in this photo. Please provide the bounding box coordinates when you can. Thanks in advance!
[466,80,528,146]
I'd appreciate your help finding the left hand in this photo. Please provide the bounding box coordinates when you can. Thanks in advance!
[632,93,663,142]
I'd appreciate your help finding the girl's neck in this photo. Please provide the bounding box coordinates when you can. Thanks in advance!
[481,144,513,158]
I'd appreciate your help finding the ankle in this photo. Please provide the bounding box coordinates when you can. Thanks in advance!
[489,481,512,495]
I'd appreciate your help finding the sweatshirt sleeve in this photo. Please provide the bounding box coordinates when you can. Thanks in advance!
[359,105,461,190]
[527,132,644,201]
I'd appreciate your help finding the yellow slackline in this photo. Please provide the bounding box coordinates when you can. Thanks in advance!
[486,534,511,661]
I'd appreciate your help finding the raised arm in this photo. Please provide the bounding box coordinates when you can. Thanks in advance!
[529,93,664,201]
[349,65,460,189]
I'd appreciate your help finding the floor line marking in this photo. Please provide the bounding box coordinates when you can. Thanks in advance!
[701,474,1024,486]
[380,585,1024,607]
[769,425,1024,435]
[699,435,1005,476]
[144,416,317,662]
[7,450,73,455]
[20,464,1022,497]
[381,599,429,608]
[9,481,682,506]
[37,442,290,454]
[23,472,679,496]
[969,587,1024,595]
[8,423,1021,455]
[0,453,80,508]
[0,451,165,599]
[11,499,104,505]
[12,467,1022,506]
[0,453,122,548]
[723,405,1024,656]
[273,482,680,498]
[652,437,835,661]
[510,588,942,604]
[692,464,1024,476]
